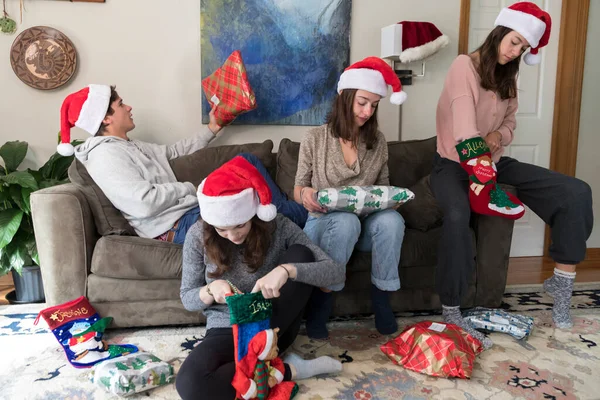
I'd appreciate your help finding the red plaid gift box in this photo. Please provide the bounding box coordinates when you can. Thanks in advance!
[202,50,257,126]
[380,321,483,379]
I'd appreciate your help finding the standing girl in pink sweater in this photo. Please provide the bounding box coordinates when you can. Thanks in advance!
[432,2,593,349]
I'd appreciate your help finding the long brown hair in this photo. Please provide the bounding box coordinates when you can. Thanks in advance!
[326,89,379,150]
[473,26,521,100]
[203,216,275,278]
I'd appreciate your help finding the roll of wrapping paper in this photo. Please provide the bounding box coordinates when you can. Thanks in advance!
[380,321,483,379]
[463,308,534,340]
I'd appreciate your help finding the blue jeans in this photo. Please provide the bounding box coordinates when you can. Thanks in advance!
[303,209,405,291]
[238,153,308,228]
[173,206,201,245]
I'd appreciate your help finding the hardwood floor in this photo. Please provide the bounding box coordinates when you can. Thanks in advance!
[1,254,599,305]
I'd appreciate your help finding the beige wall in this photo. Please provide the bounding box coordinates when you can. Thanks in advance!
[576,1,600,248]
[0,0,459,169]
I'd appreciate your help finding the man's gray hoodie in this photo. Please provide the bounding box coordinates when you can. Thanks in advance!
[74,129,215,238]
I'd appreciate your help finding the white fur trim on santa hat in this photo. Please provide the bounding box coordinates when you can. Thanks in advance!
[57,143,74,157]
[198,182,259,227]
[241,380,257,400]
[337,68,388,98]
[256,203,277,221]
[257,329,274,361]
[494,7,546,49]
[399,34,450,63]
[75,84,111,136]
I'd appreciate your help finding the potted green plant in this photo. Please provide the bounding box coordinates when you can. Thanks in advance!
[0,140,78,303]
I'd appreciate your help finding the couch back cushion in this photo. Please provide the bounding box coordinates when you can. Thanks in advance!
[68,160,137,236]
[275,136,437,198]
[170,140,275,187]
[387,137,437,188]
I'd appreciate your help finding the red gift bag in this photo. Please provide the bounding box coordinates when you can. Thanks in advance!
[380,321,483,379]
[202,50,257,126]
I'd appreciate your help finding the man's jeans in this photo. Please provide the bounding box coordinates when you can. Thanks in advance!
[303,209,405,291]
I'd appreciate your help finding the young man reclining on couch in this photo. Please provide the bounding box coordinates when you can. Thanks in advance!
[58,84,307,245]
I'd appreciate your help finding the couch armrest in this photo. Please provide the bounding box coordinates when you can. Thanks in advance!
[31,184,98,306]
[472,184,516,307]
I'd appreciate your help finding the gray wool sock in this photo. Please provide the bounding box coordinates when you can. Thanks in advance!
[283,353,342,380]
[543,268,576,329]
[442,305,493,350]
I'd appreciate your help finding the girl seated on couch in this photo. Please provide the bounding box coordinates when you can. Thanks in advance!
[294,56,408,338]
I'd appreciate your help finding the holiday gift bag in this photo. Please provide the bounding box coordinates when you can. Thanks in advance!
[35,296,138,368]
[380,321,483,379]
[91,352,174,397]
[463,308,534,340]
[317,185,415,217]
[202,50,257,126]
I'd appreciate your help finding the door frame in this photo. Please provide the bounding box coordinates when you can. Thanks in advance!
[458,0,592,259]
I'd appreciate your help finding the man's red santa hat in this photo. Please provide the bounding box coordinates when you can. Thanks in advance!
[58,84,111,156]
[197,156,277,227]
[337,56,407,105]
[494,2,552,65]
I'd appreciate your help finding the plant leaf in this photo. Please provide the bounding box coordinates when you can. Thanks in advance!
[0,165,5,176]
[6,241,27,274]
[22,188,33,214]
[39,179,65,189]
[0,141,28,173]
[9,185,27,214]
[0,248,11,275]
[0,171,39,191]
[0,208,23,249]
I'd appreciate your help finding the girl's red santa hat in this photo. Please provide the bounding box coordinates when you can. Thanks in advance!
[58,84,111,156]
[197,156,277,226]
[337,56,407,105]
[494,2,552,65]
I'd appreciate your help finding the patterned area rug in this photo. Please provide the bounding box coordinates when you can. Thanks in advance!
[1,286,600,400]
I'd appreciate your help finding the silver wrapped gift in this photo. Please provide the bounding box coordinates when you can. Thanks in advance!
[91,352,174,397]
[463,308,534,340]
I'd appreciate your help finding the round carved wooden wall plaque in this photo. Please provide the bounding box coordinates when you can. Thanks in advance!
[10,26,77,90]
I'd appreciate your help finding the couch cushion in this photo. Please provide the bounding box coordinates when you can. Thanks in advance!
[387,136,437,188]
[68,160,136,236]
[170,140,275,187]
[87,274,182,302]
[275,138,300,200]
[398,175,443,231]
[91,236,182,279]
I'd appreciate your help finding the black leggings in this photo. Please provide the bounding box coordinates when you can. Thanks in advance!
[176,244,314,400]
[430,154,593,306]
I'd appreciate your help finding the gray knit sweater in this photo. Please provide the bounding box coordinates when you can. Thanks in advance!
[180,215,345,330]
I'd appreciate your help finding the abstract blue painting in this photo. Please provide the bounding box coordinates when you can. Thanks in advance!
[201,0,352,125]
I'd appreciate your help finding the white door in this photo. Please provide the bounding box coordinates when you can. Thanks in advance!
[468,0,561,256]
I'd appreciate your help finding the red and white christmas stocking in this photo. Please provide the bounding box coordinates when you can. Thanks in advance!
[34,296,138,368]
[455,137,525,220]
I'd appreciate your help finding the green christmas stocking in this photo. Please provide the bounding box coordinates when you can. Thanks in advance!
[226,291,298,400]
[35,296,138,368]
[456,137,525,220]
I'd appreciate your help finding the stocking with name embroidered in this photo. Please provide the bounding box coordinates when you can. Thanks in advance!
[455,137,525,220]
[226,291,298,400]
[34,296,138,368]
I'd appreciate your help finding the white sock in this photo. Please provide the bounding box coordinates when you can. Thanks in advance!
[283,353,342,380]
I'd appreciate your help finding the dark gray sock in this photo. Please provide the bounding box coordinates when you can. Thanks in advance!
[543,268,575,329]
[442,305,493,350]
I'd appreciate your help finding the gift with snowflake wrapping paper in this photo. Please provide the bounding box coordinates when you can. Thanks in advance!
[463,308,534,340]
[91,352,174,397]
[380,321,483,379]
[316,185,414,217]
[202,50,257,126]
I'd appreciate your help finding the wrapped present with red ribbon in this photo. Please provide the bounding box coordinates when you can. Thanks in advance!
[202,50,257,126]
[380,321,483,379]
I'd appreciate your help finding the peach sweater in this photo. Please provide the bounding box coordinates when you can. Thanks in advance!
[436,55,517,163]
